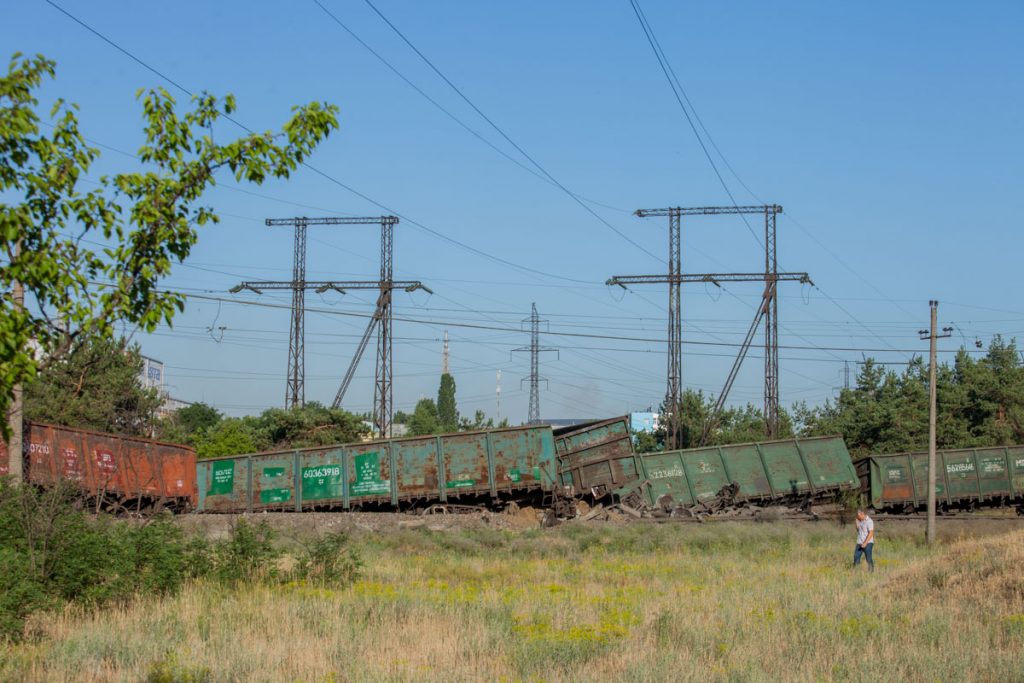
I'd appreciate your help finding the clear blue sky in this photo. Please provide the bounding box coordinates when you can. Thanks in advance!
[6,1,1023,422]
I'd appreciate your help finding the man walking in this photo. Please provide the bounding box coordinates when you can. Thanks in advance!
[853,509,875,572]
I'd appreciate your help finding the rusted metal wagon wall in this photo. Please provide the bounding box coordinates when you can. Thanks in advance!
[614,435,857,509]
[857,445,1024,512]
[196,424,560,513]
[554,416,636,497]
[0,422,197,512]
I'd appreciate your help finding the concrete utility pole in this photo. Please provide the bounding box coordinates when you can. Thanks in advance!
[6,238,24,484]
[919,300,951,545]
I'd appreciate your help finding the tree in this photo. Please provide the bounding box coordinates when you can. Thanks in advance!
[408,399,439,436]
[458,409,508,432]
[797,338,1024,455]
[193,419,259,459]
[253,402,364,450]
[158,402,222,445]
[437,373,458,433]
[24,334,162,436]
[1,53,338,478]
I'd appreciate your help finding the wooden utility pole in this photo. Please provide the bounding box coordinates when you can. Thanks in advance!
[6,238,24,484]
[920,300,951,545]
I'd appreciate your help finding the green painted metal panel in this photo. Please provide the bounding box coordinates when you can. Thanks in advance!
[248,453,296,510]
[715,443,773,498]
[208,460,235,495]
[348,447,391,498]
[490,427,555,492]
[942,450,979,500]
[393,437,442,498]
[553,417,635,493]
[680,448,731,500]
[797,438,859,490]
[910,453,946,504]
[635,451,694,506]
[299,447,346,508]
[758,441,812,496]
[878,455,916,505]
[1010,447,1024,496]
[975,448,1012,498]
[196,457,250,512]
[441,431,488,492]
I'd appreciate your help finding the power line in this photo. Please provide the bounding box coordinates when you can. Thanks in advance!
[43,0,599,287]
[358,0,665,264]
[311,0,630,215]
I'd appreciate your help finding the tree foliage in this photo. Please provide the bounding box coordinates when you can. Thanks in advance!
[437,373,458,433]
[160,402,366,458]
[407,398,440,437]
[647,389,794,451]
[24,334,162,436]
[796,337,1024,457]
[0,53,338,433]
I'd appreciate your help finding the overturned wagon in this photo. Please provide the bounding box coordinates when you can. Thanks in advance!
[554,416,637,498]
[196,424,565,513]
[0,422,197,513]
[857,445,1024,514]
[613,435,858,513]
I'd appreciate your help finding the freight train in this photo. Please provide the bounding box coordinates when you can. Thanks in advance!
[0,422,197,513]
[856,445,1024,514]
[3,418,1023,518]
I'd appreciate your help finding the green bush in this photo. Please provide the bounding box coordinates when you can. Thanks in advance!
[292,530,362,586]
[0,481,364,642]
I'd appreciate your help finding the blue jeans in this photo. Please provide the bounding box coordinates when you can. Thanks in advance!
[853,543,874,571]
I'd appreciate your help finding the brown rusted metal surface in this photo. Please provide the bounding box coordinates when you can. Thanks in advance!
[0,421,197,512]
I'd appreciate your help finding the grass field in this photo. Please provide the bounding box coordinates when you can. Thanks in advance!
[2,519,1023,682]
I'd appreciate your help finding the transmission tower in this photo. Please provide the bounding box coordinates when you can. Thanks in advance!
[442,330,450,375]
[315,215,427,439]
[230,217,354,409]
[231,216,428,436]
[512,303,557,424]
[607,205,810,445]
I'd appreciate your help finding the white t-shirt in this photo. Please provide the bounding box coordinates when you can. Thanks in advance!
[856,516,874,545]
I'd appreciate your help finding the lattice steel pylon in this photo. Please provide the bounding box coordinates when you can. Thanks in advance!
[608,205,809,444]
[512,303,557,425]
[232,217,424,430]
[232,217,350,409]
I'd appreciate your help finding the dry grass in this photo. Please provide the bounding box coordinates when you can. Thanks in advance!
[2,520,1023,682]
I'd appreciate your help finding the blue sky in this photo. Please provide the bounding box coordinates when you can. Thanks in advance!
[6,1,1023,422]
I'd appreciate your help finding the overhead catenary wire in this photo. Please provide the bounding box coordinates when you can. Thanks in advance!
[356,0,665,265]
[42,0,602,288]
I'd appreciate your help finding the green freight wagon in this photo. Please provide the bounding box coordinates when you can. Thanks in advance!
[196,424,560,513]
[614,435,857,509]
[554,416,637,497]
[856,445,1024,513]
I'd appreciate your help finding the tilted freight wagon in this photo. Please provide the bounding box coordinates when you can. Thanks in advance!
[554,416,636,498]
[196,423,566,513]
[0,422,197,513]
[856,445,1024,513]
[613,435,858,510]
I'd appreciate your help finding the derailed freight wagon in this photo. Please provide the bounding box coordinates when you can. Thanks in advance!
[856,445,1024,514]
[0,421,197,513]
[554,416,636,498]
[196,423,566,513]
[613,435,858,512]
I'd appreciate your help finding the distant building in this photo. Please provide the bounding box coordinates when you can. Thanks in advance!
[630,412,659,434]
[138,355,191,418]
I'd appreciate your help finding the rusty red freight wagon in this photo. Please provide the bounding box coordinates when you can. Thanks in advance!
[0,422,197,513]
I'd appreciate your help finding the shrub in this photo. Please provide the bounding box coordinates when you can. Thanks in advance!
[292,530,362,587]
